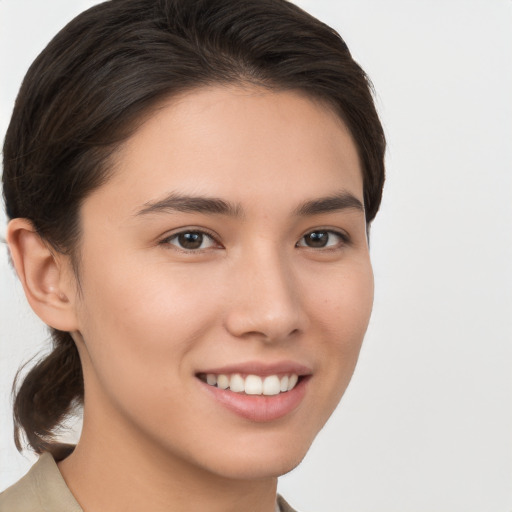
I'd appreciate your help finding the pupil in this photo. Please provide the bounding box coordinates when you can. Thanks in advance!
[306,231,327,247]
[179,232,203,249]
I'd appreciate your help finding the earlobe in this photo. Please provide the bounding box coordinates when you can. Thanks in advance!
[6,218,79,332]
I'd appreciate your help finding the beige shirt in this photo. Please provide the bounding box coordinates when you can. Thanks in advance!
[0,453,297,512]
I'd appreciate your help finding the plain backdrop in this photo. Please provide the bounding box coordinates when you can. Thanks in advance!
[1,1,511,511]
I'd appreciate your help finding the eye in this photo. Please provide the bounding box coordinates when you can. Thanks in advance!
[162,230,219,251]
[296,230,348,249]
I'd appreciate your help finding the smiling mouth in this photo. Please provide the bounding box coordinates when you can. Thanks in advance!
[197,373,301,396]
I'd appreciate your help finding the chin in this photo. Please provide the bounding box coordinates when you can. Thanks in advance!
[197,434,313,481]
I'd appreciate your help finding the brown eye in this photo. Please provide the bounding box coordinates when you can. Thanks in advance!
[165,231,217,251]
[297,230,347,249]
[304,231,328,248]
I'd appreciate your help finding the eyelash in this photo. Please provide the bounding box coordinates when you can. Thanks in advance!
[160,229,220,252]
[160,228,350,253]
[295,229,350,250]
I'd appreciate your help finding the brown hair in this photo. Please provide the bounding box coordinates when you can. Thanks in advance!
[2,0,385,454]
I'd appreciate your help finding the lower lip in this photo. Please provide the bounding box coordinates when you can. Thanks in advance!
[199,377,309,422]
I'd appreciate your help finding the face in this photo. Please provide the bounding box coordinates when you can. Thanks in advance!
[69,85,373,480]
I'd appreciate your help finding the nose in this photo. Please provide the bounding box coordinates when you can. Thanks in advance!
[223,247,306,343]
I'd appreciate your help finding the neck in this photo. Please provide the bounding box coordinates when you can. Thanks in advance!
[58,410,278,512]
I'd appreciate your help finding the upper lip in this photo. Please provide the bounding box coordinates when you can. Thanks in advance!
[196,360,313,377]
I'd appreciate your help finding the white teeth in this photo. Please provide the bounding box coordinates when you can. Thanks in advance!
[203,372,300,395]
[245,375,263,395]
[263,375,281,396]
[217,374,229,389]
[287,374,298,391]
[229,374,245,393]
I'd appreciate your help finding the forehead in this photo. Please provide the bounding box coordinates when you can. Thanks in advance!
[84,85,363,219]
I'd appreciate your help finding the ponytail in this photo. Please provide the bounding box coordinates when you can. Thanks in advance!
[13,329,83,455]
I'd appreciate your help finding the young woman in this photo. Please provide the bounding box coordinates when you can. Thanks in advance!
[0,0,385,510]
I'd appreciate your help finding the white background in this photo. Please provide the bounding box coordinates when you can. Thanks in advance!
[1,1,511,511]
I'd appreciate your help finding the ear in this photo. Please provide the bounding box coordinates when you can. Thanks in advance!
[7,218,79,332]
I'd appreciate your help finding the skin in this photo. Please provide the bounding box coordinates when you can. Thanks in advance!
[8,85,374,512]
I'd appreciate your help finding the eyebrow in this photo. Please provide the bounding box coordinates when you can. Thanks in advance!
[136,193,243,217]
[292,192,364,216]
[135,191,364,218]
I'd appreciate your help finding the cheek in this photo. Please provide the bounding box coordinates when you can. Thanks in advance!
[74,255,224,398]
[79,250,222,334]
[311,257,374,343]
[307,258,374,392]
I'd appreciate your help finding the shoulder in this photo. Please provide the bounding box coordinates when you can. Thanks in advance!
[0,452,82,512]
[0,462,40,512]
